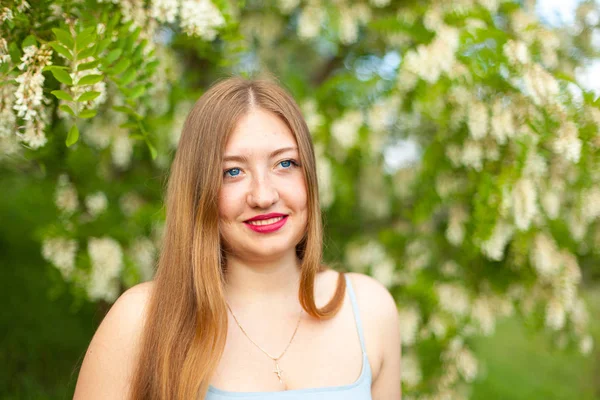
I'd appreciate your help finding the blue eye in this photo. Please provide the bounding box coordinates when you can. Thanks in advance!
[279,160,298,169]
[225,168,241,177]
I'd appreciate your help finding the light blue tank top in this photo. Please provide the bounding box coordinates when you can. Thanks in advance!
[205,274,372,400]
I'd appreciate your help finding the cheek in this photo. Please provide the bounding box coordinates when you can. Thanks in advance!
[218,187,239,221]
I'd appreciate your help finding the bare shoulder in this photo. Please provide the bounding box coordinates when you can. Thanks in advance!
[346,273,401,399]
[345,272,398,320]
[73,281,154,400]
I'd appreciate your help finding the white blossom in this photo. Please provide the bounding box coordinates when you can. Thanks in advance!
[180,0,225,41]
[301,99,324,134]
[370,0,391,7]
[315,146,334,208]
[581,187,600,223]
[41,237,78,278]
[399,306,421,346]
[0,38,10,65]
[437,283,470,318]
[471,296,495,336]
[372,258,396,288]
[523,64,560,106]
[456,348,478,382]
[401,353,422,387]
[579,335,593,355]
[151,0,178,23]
[553,121,582,163]
[490,101,515,145]
[427,313,448,338]
[85,192,108,217]
[55,174,79,215]
[480,220,514,261]
[530,233,561,280]
[503,40,530,65]
[331,110,362,151]
[87,237,124,302]
[467,101,488,140]
[512,177,537,231]
[403,26,459,84]
[277,0,300,14]
[130,237,156,281]
[345,240,386,273]
[446,206,467,246]
[541,186,561,219]
[111,132,133,169]
[545,297,566,331]
[297,5,324,39]
[119,191,145,216]
[461,140,484,171]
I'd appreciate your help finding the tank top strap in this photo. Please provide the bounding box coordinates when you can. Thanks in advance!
[344,273,367,355]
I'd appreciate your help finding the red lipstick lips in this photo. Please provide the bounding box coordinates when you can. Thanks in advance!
[244,213,288,233]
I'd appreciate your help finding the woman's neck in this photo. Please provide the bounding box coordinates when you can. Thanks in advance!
[223,251,302,310]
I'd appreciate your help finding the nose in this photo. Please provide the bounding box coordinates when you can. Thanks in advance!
[247,174,279,209]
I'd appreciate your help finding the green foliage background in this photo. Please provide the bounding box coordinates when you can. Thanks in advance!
[1,0,600,398]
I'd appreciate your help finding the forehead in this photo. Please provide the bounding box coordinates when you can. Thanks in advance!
[225,109,297,154]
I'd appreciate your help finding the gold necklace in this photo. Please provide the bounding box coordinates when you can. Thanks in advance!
[226,302,302,387]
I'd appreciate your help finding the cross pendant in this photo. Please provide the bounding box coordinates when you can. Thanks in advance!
[273,362,284,384]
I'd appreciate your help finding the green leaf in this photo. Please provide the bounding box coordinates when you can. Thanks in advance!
[75,27,97,51]
[52,28,74,49]
[146,140,157,160]
[107,12,121,33]
[77,74,103,86]
[51,90,74,102]
[79,109,98,119]
[66,124,79,147]
[8,42,21,63]
[120,122,139,130]
[59,104,76,116]
[104,48,123,64]
[96,38,112,55]
[128,84,146,99]
[49,67,73,85]
[78,45,97,59]
[110,58,131,75]
[77,59,101,71]
[118,69,136,86]
[113,105,142,120]
[22,35,37,48]
[77,91,101,102]
[49,42,73,61]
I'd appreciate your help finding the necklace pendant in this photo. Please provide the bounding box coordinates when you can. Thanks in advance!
[273,361,284,385]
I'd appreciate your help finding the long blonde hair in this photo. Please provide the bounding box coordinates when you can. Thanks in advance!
[129,77,347,399]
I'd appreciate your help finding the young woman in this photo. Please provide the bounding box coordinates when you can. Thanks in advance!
[73,77,401,399]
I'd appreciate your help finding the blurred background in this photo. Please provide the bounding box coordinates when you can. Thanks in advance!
[1,0,600,398]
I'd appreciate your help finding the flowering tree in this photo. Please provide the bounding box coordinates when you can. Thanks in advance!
[1,0,599,397]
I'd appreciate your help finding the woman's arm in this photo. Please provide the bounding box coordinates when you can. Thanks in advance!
[73,282,152,400]
[370,285,401,399]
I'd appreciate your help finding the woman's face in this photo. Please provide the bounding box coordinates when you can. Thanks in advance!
[218,108,308,262]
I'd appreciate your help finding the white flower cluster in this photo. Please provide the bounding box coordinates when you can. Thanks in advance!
[331,110,363,152]
[297,4,325,39]
[467,101,488,140]
[41,237,78,278]
[490,100,516,145]
[552,121,582,164]
[13,45,53,149]
[480,220,514,261]
[402,26,460,84]
[0,83,17,140]
[0,38,10,65]
[522,63,560,106]
[337,3,371,45]
[151,0,178,24]
[87,237,124,302]
[314,144,334,209]
[54,174,79,215]
[277,0,300,14]
[85,191,108,218]
[503,39,529,65]
[398,306,421,346]
[119,191,145,216]
[446,206,467,246]
[180,0,225,41]
[442,338,479,383]
[129,237,156,281]
[436,283,471,318]
[359,163,390,219]
[401,352,422,387]
[512,177,538,231]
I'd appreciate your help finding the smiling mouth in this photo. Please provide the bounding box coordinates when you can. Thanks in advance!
[245,216,285,226]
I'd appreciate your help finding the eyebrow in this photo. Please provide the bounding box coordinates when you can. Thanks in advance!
[223,146,298,163]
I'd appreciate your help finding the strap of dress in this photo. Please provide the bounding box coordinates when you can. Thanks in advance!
[344,274,367,355]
